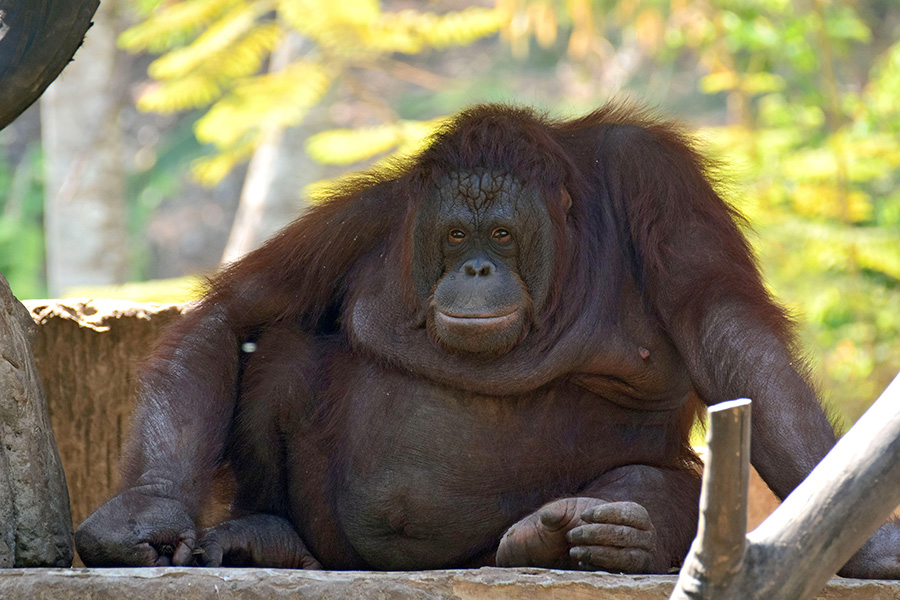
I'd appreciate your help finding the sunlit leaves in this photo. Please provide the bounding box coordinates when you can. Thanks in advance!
[497,0,598,59]
[190,139,257,186]
[277,0,380,40]
[138,74,223,112]
[148,16,281,80]
[719,11,781,52]
[120,0,242,53]
[195,60,332,149]
[188,60,332,184]
[133,2,283,115]
[822,5,871,44]
[752,215,900,420]
[306,119,442,165]
[700,71,784,94]
[757,95,824,129]
[377,8,506,52]
[121,0,504,185]
[279,1,504,56]
[301,118,445,202]
[790,185,871,223]
[867,41,900,123]
[856,237,900,283]
[302,119,445,203]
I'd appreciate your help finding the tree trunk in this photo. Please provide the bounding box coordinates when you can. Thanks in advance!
[40,0,128,296]
[220,34,322,264]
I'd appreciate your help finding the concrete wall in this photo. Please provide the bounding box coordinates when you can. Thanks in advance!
[24,299,185,534]
[2,567,899,600]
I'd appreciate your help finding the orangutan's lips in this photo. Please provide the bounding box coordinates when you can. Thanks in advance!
[436,310,519,331]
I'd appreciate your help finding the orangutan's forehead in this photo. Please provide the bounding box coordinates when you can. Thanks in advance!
[434,169,526,214]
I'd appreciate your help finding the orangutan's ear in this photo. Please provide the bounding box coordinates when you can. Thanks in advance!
[561,188,572,213]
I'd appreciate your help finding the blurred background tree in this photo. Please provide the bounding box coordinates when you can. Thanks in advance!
[0,0,897,425]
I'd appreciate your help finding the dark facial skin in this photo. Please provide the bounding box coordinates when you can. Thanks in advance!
[422,170,551,355]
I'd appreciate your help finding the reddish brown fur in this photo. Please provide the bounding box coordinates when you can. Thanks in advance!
[76,101,894,575]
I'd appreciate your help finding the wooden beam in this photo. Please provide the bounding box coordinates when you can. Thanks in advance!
[671,373,900,599]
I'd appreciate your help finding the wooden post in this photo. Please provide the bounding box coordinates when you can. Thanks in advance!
[670,372,900,600]
[671,399,751,600]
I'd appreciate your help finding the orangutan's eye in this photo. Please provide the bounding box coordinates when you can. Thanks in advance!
[449,229,466,244]
[491,228,511,244]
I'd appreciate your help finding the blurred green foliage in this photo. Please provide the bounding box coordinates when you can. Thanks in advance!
[670,0,900,425]
[0,145,46,299]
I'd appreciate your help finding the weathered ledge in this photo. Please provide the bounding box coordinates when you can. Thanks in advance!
[1,568,898,600]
